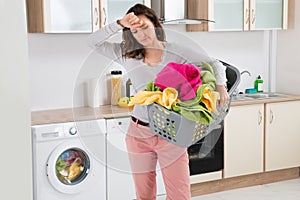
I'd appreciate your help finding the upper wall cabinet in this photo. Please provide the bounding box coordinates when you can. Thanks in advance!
[253,0,288,30]
[100,0,150,27]
[187,0,289,32]
[26,0,100,33]
[26,0,150,33]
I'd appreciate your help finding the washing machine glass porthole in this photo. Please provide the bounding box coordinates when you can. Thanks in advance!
[55,148,90,185]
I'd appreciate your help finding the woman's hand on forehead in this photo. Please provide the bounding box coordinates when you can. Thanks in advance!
[119,12,149,32]
[128,13,141,25]
[131,20,148,31]
[129,13,148,29]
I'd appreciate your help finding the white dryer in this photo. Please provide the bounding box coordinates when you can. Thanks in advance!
[32,119,106,200]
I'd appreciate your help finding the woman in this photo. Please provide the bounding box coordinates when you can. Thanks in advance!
[88,4,229,200]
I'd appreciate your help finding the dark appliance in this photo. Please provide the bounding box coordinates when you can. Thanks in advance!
[188,122,223,175]
[187,60,240,175]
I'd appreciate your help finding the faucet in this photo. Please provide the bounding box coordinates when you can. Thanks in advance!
[241,70,251,77]
[234,70,251,96]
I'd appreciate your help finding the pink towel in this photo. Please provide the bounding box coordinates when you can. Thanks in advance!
[154,62,202,101]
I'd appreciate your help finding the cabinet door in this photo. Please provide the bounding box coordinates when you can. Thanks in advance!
[210,0,246,31]
[106,117,166,200]
[26,0,99,33]
[100,0,151,27]
[187,0,288,32]
[187,0,248,31]
[106,118,135,200]
[250,0,288,30]
[265,101,300,171]
[224,104,264,178]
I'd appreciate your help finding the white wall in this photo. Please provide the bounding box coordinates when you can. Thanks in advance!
[277,0,300,95]
[28,25,271,110]
[0,0,32,199]
[170,25,270,93]
[28,34,91,110]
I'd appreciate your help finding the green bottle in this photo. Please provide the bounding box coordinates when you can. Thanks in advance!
[254,75,264,92]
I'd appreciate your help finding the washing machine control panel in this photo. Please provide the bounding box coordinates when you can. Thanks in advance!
[69,127,77,135]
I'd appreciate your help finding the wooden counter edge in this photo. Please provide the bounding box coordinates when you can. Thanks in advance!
[231,95,300,106]
[31,95,300,125]
[31,105,132,125]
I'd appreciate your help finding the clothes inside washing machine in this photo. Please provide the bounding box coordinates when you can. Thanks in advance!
[55,148,90,185]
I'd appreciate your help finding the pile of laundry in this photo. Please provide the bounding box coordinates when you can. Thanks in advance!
[128,62,220,124]
[56,149,85,183]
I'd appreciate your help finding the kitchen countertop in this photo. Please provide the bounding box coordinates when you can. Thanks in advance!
[230,93,300,106]
[31,105,132,125]
[31,94,300,125]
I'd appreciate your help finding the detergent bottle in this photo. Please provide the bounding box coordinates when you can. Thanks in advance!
[254,75,264,92]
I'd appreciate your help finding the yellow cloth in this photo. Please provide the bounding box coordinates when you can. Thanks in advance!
[201,88,219,114]
[128,87,180,109]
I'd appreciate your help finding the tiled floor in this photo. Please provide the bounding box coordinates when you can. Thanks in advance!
[191,178,300,200]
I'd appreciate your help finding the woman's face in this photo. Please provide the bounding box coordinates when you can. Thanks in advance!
[130,15,158,47]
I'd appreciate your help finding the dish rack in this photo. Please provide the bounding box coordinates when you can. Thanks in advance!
[147,61,241,147]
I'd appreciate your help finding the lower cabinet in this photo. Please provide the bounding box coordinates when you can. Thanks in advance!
[265,101,300,171]
[224,104,264,178]
[106,117,166,200]
[224,100,300,178]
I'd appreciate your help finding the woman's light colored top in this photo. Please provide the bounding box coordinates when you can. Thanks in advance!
[87,21,227,122]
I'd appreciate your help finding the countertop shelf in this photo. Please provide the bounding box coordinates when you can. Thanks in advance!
[31,94,300,125]
[31,105,132,125]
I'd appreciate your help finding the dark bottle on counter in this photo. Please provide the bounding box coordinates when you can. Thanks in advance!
[126,78,132,98]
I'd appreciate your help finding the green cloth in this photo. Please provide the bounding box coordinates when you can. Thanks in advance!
[171,62,217,124]
[172,84,214,124]
[145,81,161,91]
[200,61,216,91]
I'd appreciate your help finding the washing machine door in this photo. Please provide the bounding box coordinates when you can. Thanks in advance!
[46,140,93,194]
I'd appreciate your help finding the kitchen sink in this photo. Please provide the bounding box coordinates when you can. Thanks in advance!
[244,93,289,99]
[231,93,290,101]
[231,95,254,101]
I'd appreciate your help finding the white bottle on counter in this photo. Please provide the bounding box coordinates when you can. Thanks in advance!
[87,78,100,107]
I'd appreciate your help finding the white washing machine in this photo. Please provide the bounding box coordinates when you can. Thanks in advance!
[32,119,106,200]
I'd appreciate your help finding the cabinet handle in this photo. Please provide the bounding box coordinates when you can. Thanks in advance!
[103,7,107,25]
[251,9,256,25]
[94,7,99,26]
[258,110,262,125]
[269,109,274,124]
[245,8,249,25]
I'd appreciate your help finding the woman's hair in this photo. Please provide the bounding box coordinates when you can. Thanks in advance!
[121,4,166,59]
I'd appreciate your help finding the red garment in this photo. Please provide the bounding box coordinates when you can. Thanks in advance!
[154,62,202,101]
[126,121,191,200]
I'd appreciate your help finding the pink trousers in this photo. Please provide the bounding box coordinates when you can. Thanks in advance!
[126,120,191,200]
